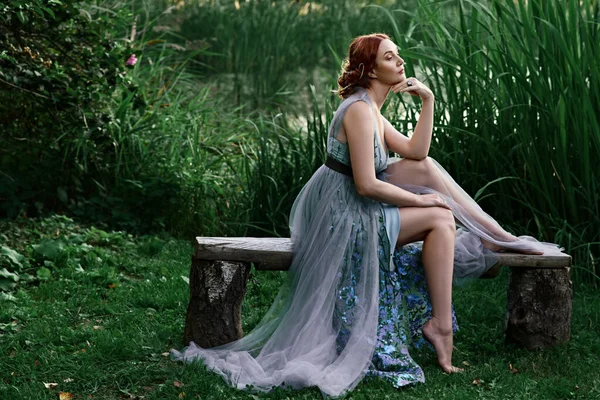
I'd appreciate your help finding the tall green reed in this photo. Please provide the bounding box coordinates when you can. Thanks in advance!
[175,0,412,111]
[239,85,334,236]
[379,0,599,283]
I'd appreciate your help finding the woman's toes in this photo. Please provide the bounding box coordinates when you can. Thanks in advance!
[442,365,464,374]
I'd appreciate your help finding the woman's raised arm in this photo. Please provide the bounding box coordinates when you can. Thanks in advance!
[344,101,446,209]
[381,116,417,159]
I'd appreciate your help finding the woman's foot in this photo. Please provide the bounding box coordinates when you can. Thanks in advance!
[422,317,464,374]
[481,238,544,255]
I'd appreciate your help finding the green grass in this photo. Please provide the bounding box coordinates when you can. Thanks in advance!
[1,216,599,399]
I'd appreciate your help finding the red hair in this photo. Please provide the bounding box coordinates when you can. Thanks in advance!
[336,33,391,98]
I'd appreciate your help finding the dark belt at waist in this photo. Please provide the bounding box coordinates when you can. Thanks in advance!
[325,156,353,178]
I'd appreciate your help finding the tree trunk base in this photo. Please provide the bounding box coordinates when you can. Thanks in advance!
[184,257,250,348]
[505,267,572,350]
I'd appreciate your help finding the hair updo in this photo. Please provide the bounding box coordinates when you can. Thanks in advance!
[336,33,391,99]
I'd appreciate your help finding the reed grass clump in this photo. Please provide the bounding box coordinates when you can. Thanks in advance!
[174,0,412,110]
[377,0,600,283]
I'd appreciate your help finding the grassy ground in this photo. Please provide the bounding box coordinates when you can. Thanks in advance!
[1,217,599,399]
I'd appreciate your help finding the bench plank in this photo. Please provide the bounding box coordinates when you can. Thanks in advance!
[194,237,572,270]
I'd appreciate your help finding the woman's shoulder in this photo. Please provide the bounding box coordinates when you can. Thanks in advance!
[337,87,371,117]
[344,99,371,121]
[340,95,374,136]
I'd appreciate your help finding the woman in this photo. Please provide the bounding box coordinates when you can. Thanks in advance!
[171,33,563,397]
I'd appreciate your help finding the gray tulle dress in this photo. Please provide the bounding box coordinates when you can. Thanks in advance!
[170,86,565,398]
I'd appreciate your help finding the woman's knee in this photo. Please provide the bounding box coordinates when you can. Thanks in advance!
[422,157,438,175]
[410,157,437,181]
[431,207,456,232]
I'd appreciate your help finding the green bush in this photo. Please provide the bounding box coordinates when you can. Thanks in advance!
[0,0,134,217]
[0,1,241,236]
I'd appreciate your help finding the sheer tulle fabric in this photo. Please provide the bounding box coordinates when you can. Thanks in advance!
[171,166,384,397]
[383,157,565,284]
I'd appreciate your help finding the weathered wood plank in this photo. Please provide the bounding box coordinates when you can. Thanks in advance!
[194,237,572,271]
[195,237,292,270]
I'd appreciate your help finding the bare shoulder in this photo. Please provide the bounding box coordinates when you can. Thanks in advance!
[343,100,372,129]
[345,100,371,118]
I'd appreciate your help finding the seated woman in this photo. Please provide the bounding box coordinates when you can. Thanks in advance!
[171,33,563,398]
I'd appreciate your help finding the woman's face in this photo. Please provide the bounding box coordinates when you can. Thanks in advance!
[371,39,406,85]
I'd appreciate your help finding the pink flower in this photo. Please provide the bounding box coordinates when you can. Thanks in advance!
[125,54,137,66]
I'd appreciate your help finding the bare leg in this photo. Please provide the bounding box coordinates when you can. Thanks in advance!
[396,206,464,373]
[387,158,542,255]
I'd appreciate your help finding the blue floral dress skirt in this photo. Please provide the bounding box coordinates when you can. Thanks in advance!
[171,87,458,398]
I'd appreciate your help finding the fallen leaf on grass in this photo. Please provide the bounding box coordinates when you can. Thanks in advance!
[178,392,186,398]
[161,352,170,357]
[462,361,470,367]
[93,325,102,330]
[59,392,74,400]
[43,382,58,389]
[173,380,184,388]
[509,363,518,374]
[472,378,484,386]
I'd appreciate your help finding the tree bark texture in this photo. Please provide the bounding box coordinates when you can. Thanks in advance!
[184,257,250,348]
[505,267,572,350]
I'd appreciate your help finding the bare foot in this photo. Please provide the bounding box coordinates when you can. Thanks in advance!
[481,238,543,255]
[422,317,464,374]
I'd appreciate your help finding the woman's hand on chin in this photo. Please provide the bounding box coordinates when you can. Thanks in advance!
[391,77,434,101]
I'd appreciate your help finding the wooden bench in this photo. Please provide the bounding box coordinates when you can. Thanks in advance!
[184,237,572,351]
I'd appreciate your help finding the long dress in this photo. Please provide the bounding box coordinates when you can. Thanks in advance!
[170,86,564,398]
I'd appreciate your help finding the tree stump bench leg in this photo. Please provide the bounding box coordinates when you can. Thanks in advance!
[505,267,572,350]
[184,256,250,348]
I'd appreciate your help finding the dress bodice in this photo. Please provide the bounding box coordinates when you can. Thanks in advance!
[327,87,389,173]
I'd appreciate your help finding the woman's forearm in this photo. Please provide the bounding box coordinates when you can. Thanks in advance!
[409,97,435,159]
[357,179,422,207]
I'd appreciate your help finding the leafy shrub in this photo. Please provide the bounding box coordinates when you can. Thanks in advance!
[0,1,255,237]
[0,0,134,217]
[0,215,137,293]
